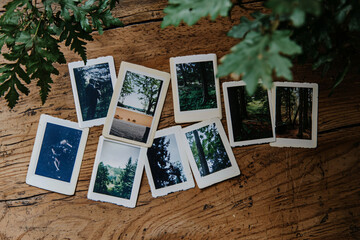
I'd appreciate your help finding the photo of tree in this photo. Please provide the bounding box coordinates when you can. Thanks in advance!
[176,61,217,111]
[275,87,313,139]
[227,85,273,142]
[35,123,82,182]
[185,123,232,177]
[147,134,187,189]
[73,63,113,121]
[93,140,140,200]
[110,71,163,143]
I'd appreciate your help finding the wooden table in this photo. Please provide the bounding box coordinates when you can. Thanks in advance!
[1,1,360,239]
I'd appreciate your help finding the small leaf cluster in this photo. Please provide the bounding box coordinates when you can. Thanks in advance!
[0,0,122,108]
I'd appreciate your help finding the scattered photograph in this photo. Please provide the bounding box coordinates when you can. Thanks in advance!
[182,118,240,189]
[170,54,222,123]
[26,114,89,195]
[103,62,170,147]
[142,126,194,197]
[87,136,144,208]
[68,56,116,128]
[270,82,318,148]
[223,81,275,147]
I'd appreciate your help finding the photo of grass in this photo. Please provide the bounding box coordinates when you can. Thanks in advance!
[176,61,216,111]
[227,85,273,142]
[275,87,313,139]
[93,140,140,200]
[110,71,163,143]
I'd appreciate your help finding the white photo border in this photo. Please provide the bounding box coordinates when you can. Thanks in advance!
[223,81,276,147]
[26,114,89,195]
[270,82,318,148]
[170,54,222,123]
[68,56,117,128]
[103,61,170,147]
[87,136,144,208]
[141,126,195,198]
[182,118,240,189]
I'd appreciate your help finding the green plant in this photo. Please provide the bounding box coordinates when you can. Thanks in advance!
[162,0,360,95]
[0,0,122,108]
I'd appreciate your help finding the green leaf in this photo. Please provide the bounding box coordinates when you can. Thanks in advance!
[228,16,262,39]
[290,8,305,27]
[268,30,302,55]
[161,0,233,28]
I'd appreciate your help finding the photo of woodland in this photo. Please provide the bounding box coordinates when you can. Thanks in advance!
[275,87,313,139]
[110,71,163,143]
[227,85,273,142]
[93,140,140,199]
[73,63,113,121]
[176,61,217,111]
[185,123,232,177]
[147,134,187,189]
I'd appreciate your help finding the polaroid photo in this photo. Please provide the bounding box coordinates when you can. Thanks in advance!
[223,81,275,147]
[68,56,117,128]
[170,54,222,123]
[141,126,195,198]
[26,114,89,195]
[87,136,144,208]
[103,62,170,147]
[270,82,318,148]
[182,118,240,189]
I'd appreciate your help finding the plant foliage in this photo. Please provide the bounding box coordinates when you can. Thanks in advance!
[0,0,122,108]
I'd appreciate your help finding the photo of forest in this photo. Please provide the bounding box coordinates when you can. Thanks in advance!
[147,134,187,189]
[185,123,232,177]
[176,61,217,111]
[275,87,313,139]
[110,71,163,143]
[227,85,273,142]
[73,63,113,121]
[93,140,140,200]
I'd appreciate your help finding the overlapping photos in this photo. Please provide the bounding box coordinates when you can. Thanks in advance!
[26,54,318,207]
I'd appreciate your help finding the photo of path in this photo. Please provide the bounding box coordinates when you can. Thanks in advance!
[227,85,273,142]
[275,87,313,139]
[110,71,163,143]
[176,61,217,111]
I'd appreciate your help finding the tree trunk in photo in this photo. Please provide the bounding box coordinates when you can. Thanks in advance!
[276,88,282,125]
[193,130,210,176]
[287,88,292,125]
[297,88,304,138]
[179,64,188,86]
[146,81,162,115]
[199,62,209,105]
[228,87,242,139]
[303,88,309,130]
[239,87,248,120]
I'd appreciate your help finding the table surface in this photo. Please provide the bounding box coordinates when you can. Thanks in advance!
[1,1,360,239]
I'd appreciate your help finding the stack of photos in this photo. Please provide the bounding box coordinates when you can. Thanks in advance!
[170,54,222,123]
[87,136,144,208]
[142,126,195,197]
[26,115,89,195]
[182,118,240,189]
[270,82,318,148]
[103,62,170,147]
[223,81,275,147]
[68,56,117,128]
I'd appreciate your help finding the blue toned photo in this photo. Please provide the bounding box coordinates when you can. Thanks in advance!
[35,123,82,182]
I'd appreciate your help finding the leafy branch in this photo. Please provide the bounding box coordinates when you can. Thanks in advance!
[0,0,123,108]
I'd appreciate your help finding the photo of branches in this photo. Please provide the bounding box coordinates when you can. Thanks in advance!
[147,134,187,189]
[110,71,163,143]
[275,87,313,139]
[73,63,113,121]
[93,141,140,200]
[227,85,273,142]
[176,61,217,111]
[185,123,231,177]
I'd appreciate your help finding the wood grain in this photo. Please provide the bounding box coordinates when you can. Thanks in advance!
[1,1,360,240]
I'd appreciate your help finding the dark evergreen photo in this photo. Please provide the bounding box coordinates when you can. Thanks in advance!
[176,61,217,111]
[147,134,187,189]
[35,123,82,182]
[227,85,273,142]
[110,71,163,143]
[73,63,113,121]
[185,123,232,177]
[275,87,313,139]
[93,140,140,199]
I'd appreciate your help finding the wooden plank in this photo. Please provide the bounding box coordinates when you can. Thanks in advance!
[0,2,360,240]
